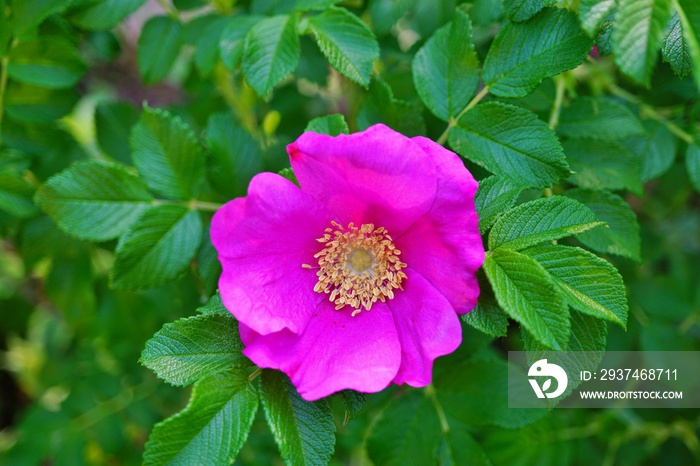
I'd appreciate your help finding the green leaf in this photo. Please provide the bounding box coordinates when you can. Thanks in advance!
[525,244,628,328]
[137,16,183,85]
[686,143,700,192]
[194,17,229,78]
[488,196,603,251]
[336,390,366,424]
[433,350,546,428]
[474,175,523,233]
[471,0,504,26]
[579,0,615,36]
[367,391,441,466]
[357,78,426,137]
[612,0,673,86]
[111,205,202,289]
[95,102,139,166]
[220,15,263,71]
[242,15,300,98]
[295,0,341,11]
[503,0,555,22]
[482,8,593,97]
[412,9,480,121]
[308,7,379,87]
[305,114,349,135]
[11,0,70,36]
[565,188,641,261]
[662,11,693,78]
[7,38,86,89]
[206,113,262,199]
[462,295,509,338]
[623,119,677,182]
[260,370,336,466]
[34,161,153,241]
[436,418,492,466]
[563,138,642,194]
[69,0,148,30]
[556,97,645,141]
[141,314,250,386]
[143,371,258,466]
[449,102,569,189]
[196,229,222,297]
[675,0,700,92]
[3,82,78,124]
[0,170,39,218]
[484,249,570,350]
[130,106,205,199]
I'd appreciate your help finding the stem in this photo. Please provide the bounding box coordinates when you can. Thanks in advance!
[0,53,9,146]
[549,74,566,130]
[248,367,263,381]
[607,83,695,144]
[157,0,179,18]
[425,384,449,434]
[436,86,490,146]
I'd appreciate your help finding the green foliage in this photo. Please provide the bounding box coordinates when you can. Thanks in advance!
[449,102,570,188]
[413,9,480,121]
[483,8,594,97]
[557,97,645,141]
[7,38,86,89]
[137,16,183,85]
[562,138,642,194]
[260,370,336,465]
[474,175,523,232]
[143,371,259,466]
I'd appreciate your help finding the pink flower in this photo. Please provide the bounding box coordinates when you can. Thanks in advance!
[211,124,484,401]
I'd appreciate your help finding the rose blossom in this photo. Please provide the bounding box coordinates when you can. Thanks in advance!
[211,124,484,401]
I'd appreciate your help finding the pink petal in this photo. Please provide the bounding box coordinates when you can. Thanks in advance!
[210,173,333,335]
[388,271,463,387]
[240,302,401,401]
[287,124,438,235]
[396,137,484,314]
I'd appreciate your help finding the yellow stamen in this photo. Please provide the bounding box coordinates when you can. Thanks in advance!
[308,221,407,315]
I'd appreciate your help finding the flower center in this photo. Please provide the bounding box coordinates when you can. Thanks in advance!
[306,221,407,316]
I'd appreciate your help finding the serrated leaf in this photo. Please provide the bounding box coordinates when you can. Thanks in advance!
[131,106,205,199]
[0,170,39,218]
[557,97,645,141]
[7,38,86,89]
[525,244,628,328]
[686,143,700,192]
[504,0,555,22]
[206,113,262,199]
[565,188,641,261]
[482,8,593,97]
[413,9,480,121]
[111,205,202,289]
[474,175,523,233]
[260,370,336,466]
[449,102,569,189]
[137,16,183,85]
[579,0,615,36]
[34,161,153,241]
[367,391,441,466]
[488,196,603,251]
[305,114,349,135]
[612,0,672,86]
[623,119,677,182]
[143,371,258,466]
[662,12,693,78]
[675,0,700,91]
[436,418,492,466]
[484,249,570,350]
[197,292,230,316]
[336,390,366,424]
[141,314,250,387]
[308,7,379,87]
[242,15,300,98]
[462,295,509,338]
[220,15,263,71]
[69,0,148,30]
[563,138,642,194]
[357,78,426,136]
